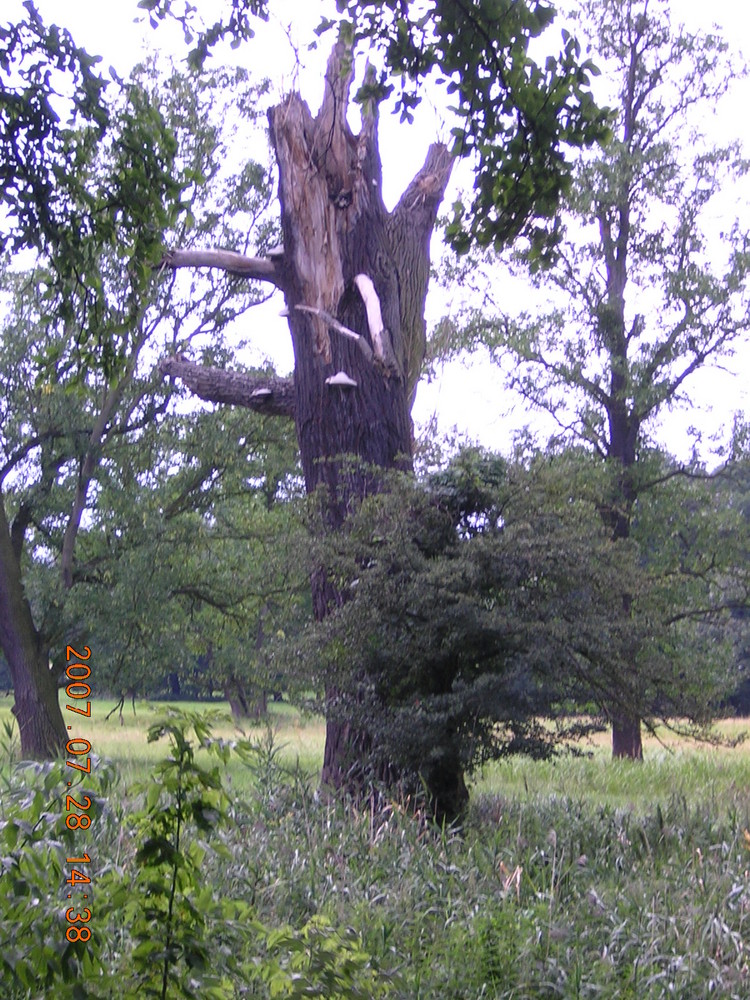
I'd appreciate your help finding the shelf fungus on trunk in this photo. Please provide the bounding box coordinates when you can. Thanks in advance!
[325,371,358,388]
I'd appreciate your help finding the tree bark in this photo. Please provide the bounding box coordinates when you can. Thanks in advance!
[268,43,452,798]
[597,109,643,759]
[165,248,282,286]
[0,492,65,758]
[611,714,643,759]
[158,356,295,417]
[161,42,454,810]
[224,675,267,721]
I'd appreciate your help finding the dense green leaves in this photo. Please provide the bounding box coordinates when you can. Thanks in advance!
[278,446,741,815]
[283,455,624,807]
[329,0,611,254]
[427,0,750,756]
[0,1,108,254]
[0,56,283,745]
[70,403,306,704]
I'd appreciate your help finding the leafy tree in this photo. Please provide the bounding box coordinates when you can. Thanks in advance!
[285,444,743,819]
[277,452,625,818]
[442,0,750,756]
[0,58,275,756]
[70,402,306,718]
[709,453,750,713]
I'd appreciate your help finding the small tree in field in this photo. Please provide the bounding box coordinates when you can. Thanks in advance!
[447,0,750,757]
[279,451,639,819]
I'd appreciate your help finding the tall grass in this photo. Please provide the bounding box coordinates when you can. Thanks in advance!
[2,697,749,997]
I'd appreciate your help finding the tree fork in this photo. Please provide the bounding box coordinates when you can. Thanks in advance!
[160,40,454,807]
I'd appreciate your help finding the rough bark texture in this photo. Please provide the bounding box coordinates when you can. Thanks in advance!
[158,356,295,417]
[0,493,65,757]
[160,43,455,811]
[267,43,453,800]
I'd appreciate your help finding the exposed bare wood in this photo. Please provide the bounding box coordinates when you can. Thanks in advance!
[159,356,295,418]
[164,248,283,287]
[295,304,374,362]
[353,273,387,361]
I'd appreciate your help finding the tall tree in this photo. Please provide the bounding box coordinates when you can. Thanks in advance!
[0,56,273,756]
[446,0,750,757]
[155,1,608,796]
[2,2,607,781]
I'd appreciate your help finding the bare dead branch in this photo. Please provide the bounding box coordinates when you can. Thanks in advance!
[164,248,283,288]
[294,304,374,362]
[158,356,295,418]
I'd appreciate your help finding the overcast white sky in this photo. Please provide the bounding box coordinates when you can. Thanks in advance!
[6,0,750,463]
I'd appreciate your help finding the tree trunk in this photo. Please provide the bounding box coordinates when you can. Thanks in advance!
[161,42,454,810]
[0,494,65,758]
[268,43,453,798]
[422,752,469,825]
[599,187,643,761]
[611,714,643,760]
[224,675,267,722]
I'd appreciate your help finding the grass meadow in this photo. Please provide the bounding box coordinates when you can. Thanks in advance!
[2,694,750,997]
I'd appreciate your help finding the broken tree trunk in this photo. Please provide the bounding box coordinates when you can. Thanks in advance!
[161,41,454,806]
[271,42,453,797]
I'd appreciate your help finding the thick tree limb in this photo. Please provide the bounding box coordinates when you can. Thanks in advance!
[10,502,32,563]
[159,356,295,418]
[388,143,454,399]
[164,248,283,288]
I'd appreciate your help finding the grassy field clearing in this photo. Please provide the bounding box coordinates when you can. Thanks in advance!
[2,694,749,809]
[3,695,750,807]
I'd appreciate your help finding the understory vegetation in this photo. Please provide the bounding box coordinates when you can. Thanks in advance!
[1,707,749,999]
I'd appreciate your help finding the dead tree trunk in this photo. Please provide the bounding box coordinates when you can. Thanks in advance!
[273,44,453,797]
[162,42,453,805]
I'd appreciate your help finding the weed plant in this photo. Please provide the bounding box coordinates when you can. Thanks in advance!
[1,708,749,997]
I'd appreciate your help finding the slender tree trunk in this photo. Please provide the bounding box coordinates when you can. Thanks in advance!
[599,177,644,760]
[0,495,65,758]
[605,447,643,759]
